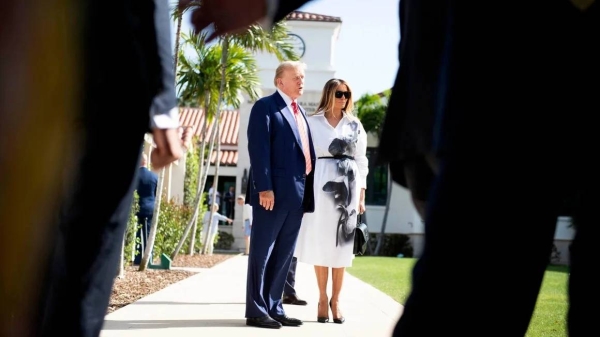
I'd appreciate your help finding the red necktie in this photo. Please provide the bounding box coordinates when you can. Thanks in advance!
[291,101,312,175]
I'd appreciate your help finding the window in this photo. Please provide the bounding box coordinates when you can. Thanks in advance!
[365,147,388,206]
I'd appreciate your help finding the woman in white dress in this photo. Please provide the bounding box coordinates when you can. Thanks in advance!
[294,79,369,324]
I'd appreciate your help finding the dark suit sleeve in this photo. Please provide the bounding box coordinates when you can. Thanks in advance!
[247,100,273,192]
[148,0,178,130]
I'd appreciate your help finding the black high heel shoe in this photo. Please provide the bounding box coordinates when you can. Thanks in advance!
[317,301,329,323]
[330,300,345,324]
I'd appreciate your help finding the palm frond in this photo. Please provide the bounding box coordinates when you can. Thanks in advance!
[170,0,201,19]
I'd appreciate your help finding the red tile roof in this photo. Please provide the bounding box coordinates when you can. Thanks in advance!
[285,11,342,23]
[210,150,238,166]
[179,108,239,146]
[179,107,239,166]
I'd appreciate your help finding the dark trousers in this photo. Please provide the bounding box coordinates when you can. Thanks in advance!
[246,206,303,318]
[283,257,298,296]
[36,124,147,337]
[391,3,597,335]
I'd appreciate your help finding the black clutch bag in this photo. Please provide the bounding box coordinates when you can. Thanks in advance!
[353,214,369,256]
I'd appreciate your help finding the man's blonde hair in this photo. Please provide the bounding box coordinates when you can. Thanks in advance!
[273,61,307,87]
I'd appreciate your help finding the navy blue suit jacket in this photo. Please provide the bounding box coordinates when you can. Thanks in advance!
[137,166,158,216]
[246,91,316,213]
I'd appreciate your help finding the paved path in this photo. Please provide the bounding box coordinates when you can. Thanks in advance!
[101,255,403,336]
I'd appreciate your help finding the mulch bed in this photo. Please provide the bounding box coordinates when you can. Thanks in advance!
[107,253,236,313]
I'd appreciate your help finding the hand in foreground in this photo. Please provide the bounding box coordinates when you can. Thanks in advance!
[259,190,275,211]
[179,126,194,151]
[151,126,194,170]
[181,0,268,41]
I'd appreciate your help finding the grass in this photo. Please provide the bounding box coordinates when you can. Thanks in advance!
[347,256,416,304]
[347,256,569,337]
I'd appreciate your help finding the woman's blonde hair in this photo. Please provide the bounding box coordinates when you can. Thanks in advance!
[313,78,355,117]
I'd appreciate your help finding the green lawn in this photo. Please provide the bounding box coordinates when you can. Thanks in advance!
[347,257,569,337]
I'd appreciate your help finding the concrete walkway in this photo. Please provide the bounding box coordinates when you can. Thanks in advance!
[101,255,403,336]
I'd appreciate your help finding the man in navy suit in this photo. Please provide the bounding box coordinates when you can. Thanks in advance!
[134,153,158,265]
[244,60,315,329]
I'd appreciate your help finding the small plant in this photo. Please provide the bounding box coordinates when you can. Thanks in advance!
[365,233,413,257]
[183,138,200,208]
[214,231,234,250]
[124,191,141,265]
[153,198,193,260]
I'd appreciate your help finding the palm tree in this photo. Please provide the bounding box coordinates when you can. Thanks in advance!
[171,1,201,73]
[170,31,225,258]
[355,92,391,256]
[356,91,389,136]
[172,32,270,257]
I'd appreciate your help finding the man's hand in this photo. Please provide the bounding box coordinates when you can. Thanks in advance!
[227,218,233,224]
[259,190,274,211]
[151,126,194,170]
[181,0,268,41]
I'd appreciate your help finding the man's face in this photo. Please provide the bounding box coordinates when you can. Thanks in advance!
[237,199,244,206]
[278,67,305,100]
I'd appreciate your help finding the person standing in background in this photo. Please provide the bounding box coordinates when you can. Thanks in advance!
[238,195,252,255]
[224,186,236,220]
[202,204,233,255]
[134,153,158,265]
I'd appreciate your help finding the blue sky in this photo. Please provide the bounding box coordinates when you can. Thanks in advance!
[172,0,400,98]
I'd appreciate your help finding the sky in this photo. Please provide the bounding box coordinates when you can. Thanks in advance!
[299,0,400,97]
[172,0,400,99]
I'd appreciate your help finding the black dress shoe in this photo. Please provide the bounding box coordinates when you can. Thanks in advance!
[272,315,303,326]
[282,294,308,306]
[246,316,282,329]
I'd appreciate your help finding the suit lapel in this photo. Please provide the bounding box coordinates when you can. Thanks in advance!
[273,92,304,150]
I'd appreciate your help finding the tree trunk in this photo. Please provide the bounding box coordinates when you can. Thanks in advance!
[117,235,126,279]
[171,97,220,259]
[139,167,166,271]
[173,10,183,74]
[203,123,222,255]
[188,216,199,255]
[129,218,136,263]
[203,37,229,255]
[188,95,212,255]
[374,165,392,256]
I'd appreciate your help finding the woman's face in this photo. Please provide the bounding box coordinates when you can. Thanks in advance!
[333,83,350,111]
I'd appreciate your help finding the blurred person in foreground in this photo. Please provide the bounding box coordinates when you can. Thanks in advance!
[1,0,193,336]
